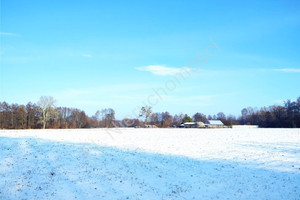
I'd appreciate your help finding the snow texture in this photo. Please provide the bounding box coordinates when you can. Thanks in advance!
[0,128,300,200]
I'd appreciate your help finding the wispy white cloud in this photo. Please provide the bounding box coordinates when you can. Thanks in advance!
[136,65,191,76]
[273,68,300,73]
[82,54,92,58]
[0,32,20,37]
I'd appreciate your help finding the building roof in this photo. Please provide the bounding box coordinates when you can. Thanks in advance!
[206,120,224,125]
[184,122,195,125]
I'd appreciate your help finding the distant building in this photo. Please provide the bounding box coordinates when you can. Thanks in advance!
[183,122,196,128]
[205,120,224,128]
[179,124,185,128]
[181,122,206,128]
[196,122,205,128]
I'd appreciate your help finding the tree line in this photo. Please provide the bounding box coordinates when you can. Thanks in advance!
[0,96,300,129]
[0,96,115,129]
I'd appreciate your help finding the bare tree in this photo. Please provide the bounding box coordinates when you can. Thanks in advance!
[217,112,226,121]
[172,113,184,127]
[101,108,115,128]
[139,106,152,125]
[157,112,169,127]
[193,112,207,122]
[37,96,56,129]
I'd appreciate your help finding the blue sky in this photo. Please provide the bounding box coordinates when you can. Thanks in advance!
[0,0,300,119]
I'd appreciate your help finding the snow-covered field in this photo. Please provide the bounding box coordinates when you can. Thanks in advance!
[0,128,299,200]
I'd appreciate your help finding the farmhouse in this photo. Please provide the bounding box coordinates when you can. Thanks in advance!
[205,120,224,128]
[182,122,206,128]
[183,122,196,128]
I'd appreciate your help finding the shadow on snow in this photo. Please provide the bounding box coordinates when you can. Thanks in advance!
[0,137,299,200]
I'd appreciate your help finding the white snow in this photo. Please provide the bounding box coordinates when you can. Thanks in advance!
[0,128,299,200]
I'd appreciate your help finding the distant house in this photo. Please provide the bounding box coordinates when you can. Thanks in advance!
[179,124,185,128]
[205,120,224,128]
[196,122,206,128]
[182,122,206,128]
[183,122,196,128]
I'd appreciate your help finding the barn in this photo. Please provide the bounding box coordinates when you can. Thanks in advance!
[205,120,224,128]
[182,122,206,128]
